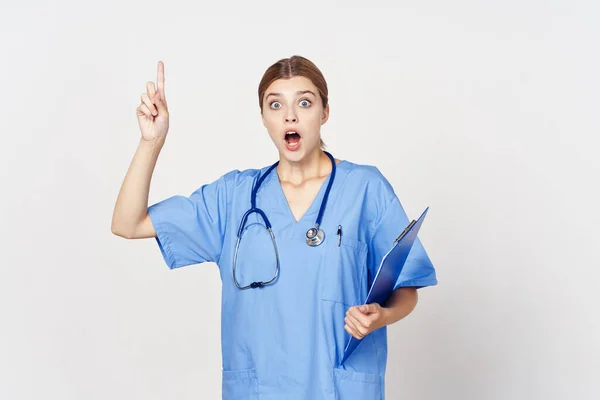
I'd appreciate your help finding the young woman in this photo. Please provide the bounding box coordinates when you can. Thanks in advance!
[112,55,437,399]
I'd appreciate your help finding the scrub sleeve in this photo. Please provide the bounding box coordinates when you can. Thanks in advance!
[368,194,438,291]
[147,174,230,270]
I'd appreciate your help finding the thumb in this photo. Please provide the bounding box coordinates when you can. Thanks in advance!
[359,304,376,314]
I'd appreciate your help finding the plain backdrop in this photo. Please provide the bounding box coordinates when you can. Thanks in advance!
[1,0,599,399]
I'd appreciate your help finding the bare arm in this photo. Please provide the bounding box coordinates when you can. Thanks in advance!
[111,137,164,238]
[111,61,169,239]
[381,287,418,325]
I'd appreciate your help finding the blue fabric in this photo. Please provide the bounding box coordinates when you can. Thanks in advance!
[147,160,437,399]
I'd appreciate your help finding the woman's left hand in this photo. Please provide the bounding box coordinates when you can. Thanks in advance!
[344,303,389,340]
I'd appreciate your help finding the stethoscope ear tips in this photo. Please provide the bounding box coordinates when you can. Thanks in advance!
[306,226,325,247]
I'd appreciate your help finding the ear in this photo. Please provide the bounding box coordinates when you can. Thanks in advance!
[321,104,330,125]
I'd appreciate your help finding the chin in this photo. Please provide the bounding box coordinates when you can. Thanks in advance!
[271,131,323,161]
[279,149,305,163]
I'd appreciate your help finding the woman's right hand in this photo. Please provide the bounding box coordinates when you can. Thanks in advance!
[136,61,169,141]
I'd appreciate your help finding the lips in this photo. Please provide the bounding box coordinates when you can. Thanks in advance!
[284,129,301,151]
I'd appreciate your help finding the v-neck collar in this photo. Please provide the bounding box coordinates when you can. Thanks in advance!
[272,169,330,225]
[260,160,348,226]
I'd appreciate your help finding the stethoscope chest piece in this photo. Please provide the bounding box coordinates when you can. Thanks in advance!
[306,225,325,247]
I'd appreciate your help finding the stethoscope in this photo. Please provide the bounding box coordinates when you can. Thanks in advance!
[232,151,337,290]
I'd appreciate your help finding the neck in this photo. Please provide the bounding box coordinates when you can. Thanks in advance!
[276,149,331,185]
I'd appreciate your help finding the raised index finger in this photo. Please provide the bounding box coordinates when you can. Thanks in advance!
[157,61,165,99]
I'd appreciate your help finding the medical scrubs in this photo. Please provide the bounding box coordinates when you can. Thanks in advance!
[147,160,437,399]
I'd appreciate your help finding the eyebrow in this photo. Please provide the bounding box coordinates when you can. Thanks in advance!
[265,90,316,100]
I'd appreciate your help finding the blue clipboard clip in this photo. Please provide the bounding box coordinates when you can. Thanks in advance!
[340,207,429,365]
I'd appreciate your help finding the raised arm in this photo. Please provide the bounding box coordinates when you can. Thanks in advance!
[111,61,169,239]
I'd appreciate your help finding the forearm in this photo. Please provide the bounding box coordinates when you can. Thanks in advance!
[382,287,418,326]
[111,136,165,236]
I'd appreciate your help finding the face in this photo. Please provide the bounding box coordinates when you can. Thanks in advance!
[261,76,329,162]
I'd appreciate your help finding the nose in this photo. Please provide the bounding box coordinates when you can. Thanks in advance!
[285,110,298,123]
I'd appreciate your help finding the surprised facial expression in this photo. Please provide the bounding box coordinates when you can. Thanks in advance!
[261,76,329,161]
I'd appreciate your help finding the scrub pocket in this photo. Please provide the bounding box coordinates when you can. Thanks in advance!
[222,368,258,399]
[333,367,382,399]
[321,236,369,306]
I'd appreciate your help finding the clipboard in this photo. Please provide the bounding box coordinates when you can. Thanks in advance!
[340,207,429,365]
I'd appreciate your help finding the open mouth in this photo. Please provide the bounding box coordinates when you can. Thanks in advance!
[285,130,301,143]
[284,130,301,149]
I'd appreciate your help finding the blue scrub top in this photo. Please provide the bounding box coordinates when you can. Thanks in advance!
[147,160,437,399]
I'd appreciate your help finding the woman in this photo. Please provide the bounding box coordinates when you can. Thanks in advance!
[111,55,437,399]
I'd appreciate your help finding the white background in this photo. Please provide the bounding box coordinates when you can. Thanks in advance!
[1,0,599,399]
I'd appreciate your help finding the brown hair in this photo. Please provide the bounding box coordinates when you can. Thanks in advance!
[258,55,328,149]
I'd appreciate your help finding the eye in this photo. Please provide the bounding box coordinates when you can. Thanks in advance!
[270,101,282,109]
[299,99,311,107]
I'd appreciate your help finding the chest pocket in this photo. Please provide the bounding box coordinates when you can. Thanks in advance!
[320,235,369,306]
